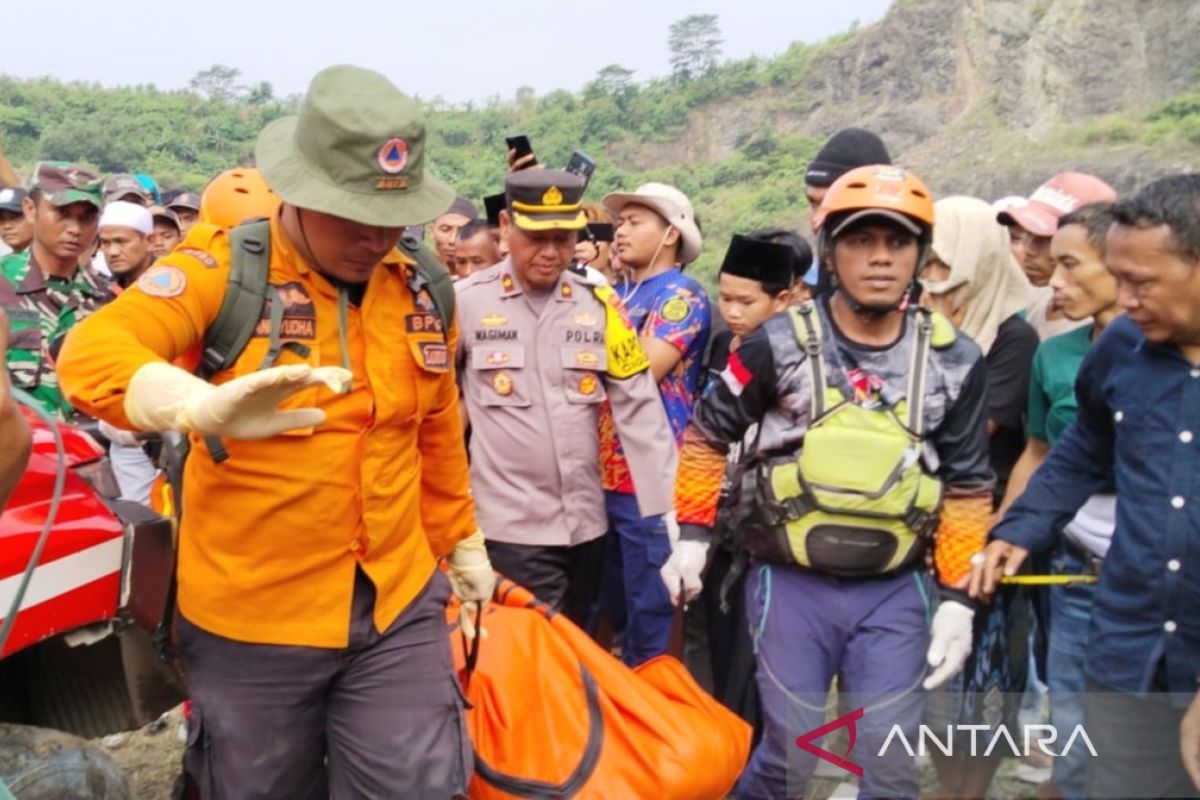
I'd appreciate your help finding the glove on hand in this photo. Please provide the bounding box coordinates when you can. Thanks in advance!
[125,362,351,439]
[447,530,497,639]
[923,600,975,690]
[660,539,709,608]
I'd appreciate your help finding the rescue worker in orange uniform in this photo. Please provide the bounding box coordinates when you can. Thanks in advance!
[57,65,494,799]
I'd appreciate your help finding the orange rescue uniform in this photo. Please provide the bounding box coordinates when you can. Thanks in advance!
[58,217,476,647]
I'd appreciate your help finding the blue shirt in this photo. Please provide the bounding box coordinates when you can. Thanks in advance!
[993,316,1200,698]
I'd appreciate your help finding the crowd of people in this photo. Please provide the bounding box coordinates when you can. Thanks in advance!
[0,62,1198,799]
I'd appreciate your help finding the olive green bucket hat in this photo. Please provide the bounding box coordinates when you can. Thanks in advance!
[255,65,454,227]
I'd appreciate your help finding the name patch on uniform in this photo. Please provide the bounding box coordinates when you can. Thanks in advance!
[176,247,219,269]
[254,282,316,339]
[137,265,187,298]
[419,342,449,371]
[406,312,444,334]
[565,329,603,344]
[476,329,518,341]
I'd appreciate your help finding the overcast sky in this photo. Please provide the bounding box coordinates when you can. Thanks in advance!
[4,1,892,102]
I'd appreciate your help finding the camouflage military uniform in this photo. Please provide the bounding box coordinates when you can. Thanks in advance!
[1,249,113,417]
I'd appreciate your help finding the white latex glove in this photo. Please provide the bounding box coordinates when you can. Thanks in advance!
[923,600,975,690]
[660,539,709,608]
[98,419,140,447]
[124,362,351,439]
[446,530,497,639]
[664,510,680,547]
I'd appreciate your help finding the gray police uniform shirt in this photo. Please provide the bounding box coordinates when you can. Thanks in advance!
[456,260,677,547]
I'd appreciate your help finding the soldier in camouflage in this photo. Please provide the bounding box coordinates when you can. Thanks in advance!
[0,162,111,418]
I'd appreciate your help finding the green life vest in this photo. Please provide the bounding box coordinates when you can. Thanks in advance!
[748,301,955,577]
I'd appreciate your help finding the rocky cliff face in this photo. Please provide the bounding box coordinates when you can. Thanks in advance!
[798,0,1200,143]
[626,0,1200,197]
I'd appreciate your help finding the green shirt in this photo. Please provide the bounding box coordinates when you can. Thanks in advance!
[1,249,113,418]
[1025,323,1093,445]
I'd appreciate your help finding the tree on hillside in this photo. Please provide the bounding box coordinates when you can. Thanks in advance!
[594,64,635,96]
[189,65,244,102]
[246,81,274,106]
[669,14,723,81]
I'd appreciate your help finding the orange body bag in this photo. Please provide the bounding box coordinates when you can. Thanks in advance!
[449,580,752,799]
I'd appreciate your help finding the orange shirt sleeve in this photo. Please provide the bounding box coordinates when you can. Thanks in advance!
[58,231,231,430]
[417,319,478,557]
[674,424,728,527]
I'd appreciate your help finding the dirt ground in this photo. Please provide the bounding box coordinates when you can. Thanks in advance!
[93,705,185,800]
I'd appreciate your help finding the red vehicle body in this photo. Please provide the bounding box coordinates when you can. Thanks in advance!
[0,408,183,738]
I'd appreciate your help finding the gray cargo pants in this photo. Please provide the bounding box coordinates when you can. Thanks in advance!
[178,569,471,799]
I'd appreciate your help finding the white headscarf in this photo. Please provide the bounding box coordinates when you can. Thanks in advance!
[923,196,1037,353]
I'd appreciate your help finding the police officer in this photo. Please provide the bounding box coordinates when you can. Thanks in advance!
[0,162,110,418]
[456,169,677,626]
[671,166,993,798]
[59,65,493,798]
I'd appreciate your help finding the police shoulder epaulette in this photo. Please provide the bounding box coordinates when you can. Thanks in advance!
[457,264,504,292]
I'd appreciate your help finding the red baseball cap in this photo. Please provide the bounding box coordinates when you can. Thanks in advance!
[997,172,1117,237]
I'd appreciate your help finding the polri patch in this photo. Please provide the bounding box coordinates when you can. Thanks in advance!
[137,265,187,298]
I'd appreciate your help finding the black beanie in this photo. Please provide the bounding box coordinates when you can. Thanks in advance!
[804,128,892,188]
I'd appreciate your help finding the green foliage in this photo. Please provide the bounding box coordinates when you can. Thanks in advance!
[1069,82,1200,150]
[0,72,297,190]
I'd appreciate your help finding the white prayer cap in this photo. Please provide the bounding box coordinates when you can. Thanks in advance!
[99,200,153,235]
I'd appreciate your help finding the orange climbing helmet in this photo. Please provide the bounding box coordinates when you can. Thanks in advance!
[200,167,281,230]
[817,165,936,314]
[817,164,935,241]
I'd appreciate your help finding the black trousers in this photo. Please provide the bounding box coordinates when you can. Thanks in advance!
[486,537,606,628]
